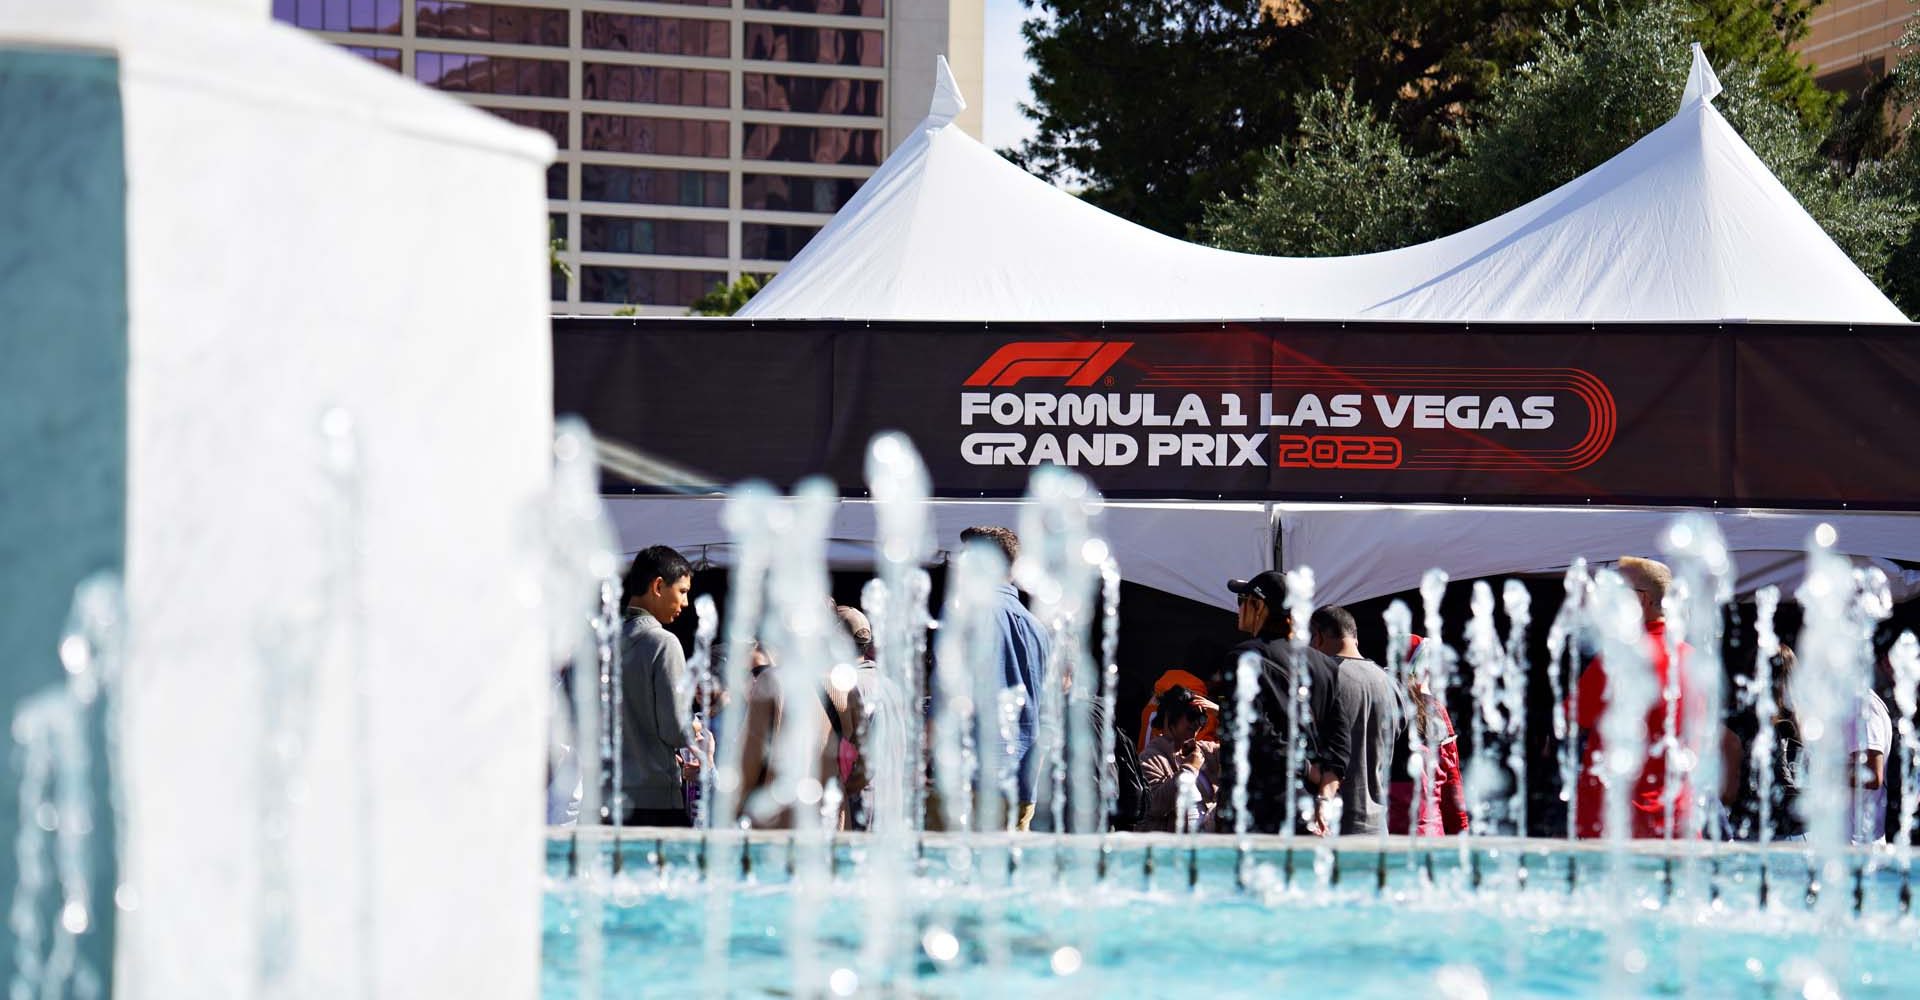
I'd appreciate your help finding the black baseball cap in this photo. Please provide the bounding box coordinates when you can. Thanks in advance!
[1227,570,1287,605]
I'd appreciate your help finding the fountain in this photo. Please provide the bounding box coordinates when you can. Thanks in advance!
[22,419,1920,1000]
[529,432,1920,1000]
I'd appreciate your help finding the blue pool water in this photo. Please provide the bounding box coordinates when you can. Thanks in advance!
[542,835,1920,998]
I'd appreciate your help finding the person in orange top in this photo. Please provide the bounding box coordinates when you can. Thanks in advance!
[1573,556,1695,839]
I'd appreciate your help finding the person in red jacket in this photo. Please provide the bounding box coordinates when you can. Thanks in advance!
[1387,635,1469,835]
[1573,556,1695,839]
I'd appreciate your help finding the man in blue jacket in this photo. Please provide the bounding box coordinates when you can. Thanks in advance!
[960,525,1051,831]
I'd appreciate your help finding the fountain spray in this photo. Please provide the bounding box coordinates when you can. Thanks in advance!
[1592,568,1655,995]
[1502,581,1533,840]
[1382,600,1418,878]
[1890,632,1919,909]
[1544,559,1590,847]
[1283,567,1317,880]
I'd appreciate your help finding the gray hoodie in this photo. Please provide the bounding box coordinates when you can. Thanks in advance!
[618,610,690,812]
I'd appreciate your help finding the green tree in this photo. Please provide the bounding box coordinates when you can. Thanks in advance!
[549,218,572,295]
[1685,0,1836,127]
[1013,0,1587,237]
[687,274,764,316]
[1200,0,1916,304]
[1432,0,1818,230]
[1432,0,1909,278]
[1199,87,1439,256]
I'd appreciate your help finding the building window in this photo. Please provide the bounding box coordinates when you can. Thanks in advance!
[276,0,404,33]
[582,13,730,58]
[581,165,729,208]
[741,173,861,213]
[581,267,728,306]
[743,24,884,67]
[745,0,884,16]
[581,216,727,257]
[583,114,729,157]
[478,107,569,149]
[741,223,820,261]
[584,64,729,108]
[743,74,882,117]
[547,164,567,199]
[340,45,402,72]
[742,123,880,165]
[417,51,568,98]
[416,1,569,47]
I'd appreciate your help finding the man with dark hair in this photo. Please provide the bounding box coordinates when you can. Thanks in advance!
[1215,570,1344,835]
[620,544,695,827]
[1308,605,1401,835]
[958,525,1049,830]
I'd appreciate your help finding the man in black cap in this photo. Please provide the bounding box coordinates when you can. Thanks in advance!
[1215,569,1346,835]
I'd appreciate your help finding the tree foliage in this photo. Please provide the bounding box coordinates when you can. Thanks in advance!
[1684,0,1836,126]
[1201,88,1438,256]
[1013,0,1584,237]
[687,274,765,317]
[1195,0,1920,311]
[1018,0,1848,240]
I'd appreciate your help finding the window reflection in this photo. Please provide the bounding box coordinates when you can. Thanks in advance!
[479,107,570,149]
[742,123,880,165]
[583,64,729,108]
[745,0,884,16]
[581,165,730,208]
[580,267,728,306]
[743,24,883,66]
[581,216,727,257]
[417,1,568,47]
[582,13,730,58]
[417,51,568,97]
[743,74,881,116]
[583,114,729,157]
[740,174,861,213]
[741,223,819,261]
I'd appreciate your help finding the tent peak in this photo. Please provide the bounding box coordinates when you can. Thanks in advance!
[1679,42,1722,112]
[929,55,967,126]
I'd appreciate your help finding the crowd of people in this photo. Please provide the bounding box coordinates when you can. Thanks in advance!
[552,534,1903,846]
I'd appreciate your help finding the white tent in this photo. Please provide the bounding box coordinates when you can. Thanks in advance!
[607,497,1272,612]
[1277,504,1920,608]
[711,49,1920,613]
[610,498,1920,611]
[742,49,1907,325]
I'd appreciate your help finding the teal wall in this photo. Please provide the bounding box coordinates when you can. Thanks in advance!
[0,47,126,991]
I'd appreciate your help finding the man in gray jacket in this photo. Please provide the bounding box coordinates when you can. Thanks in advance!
[619,545,695,826]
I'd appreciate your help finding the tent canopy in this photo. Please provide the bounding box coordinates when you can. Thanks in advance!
[741,49,1906,324]
[1276,504,1920,608]
[609,497,1920,610]
[606,497,1272,611]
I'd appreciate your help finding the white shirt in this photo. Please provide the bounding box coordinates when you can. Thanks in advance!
[1849,690,1892,844]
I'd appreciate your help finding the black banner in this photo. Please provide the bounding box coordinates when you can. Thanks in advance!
[553,319,1920,508]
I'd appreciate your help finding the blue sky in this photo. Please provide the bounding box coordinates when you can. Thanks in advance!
[981,0,1040,152]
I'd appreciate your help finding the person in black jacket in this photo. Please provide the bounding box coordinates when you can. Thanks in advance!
[1211,570,1345,835]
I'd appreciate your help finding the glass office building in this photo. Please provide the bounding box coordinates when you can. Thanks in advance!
[275,0,982,314]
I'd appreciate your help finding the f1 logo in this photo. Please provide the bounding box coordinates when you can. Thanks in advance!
[963,342,1134,387]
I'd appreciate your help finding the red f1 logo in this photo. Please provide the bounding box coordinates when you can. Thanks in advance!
[964,341,1134,387]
